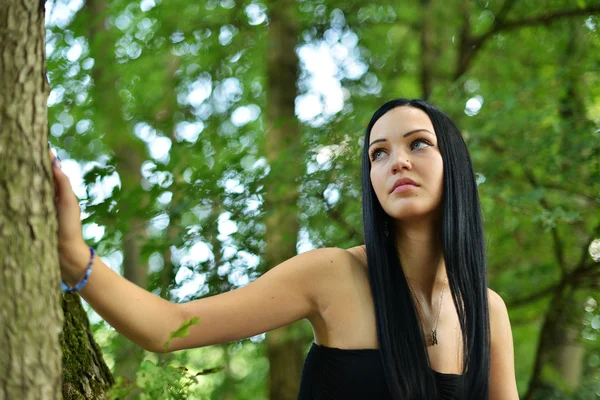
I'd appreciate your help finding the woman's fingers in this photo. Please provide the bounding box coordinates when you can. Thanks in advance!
[48,148,78,207]
[48,148,85,247]
[47,146,87,273]
[49,149,62,199]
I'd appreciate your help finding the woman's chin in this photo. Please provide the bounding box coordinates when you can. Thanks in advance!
[387,208,440,223]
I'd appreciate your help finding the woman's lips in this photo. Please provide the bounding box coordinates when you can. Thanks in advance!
[391,184,418,193]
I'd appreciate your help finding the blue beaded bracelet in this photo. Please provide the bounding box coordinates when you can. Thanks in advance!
[61,247,95,294]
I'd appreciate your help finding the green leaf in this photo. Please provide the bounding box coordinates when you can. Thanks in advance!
[163,317,200,352]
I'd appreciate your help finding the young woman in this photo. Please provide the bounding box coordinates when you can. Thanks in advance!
[50,98,518,399]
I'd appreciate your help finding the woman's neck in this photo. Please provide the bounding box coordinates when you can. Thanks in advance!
[393,219,446,308]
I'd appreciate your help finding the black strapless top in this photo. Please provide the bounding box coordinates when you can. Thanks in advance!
[298,342,463,399]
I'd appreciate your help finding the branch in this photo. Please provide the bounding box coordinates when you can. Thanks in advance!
[454,5,600,79]
[574,265,600,283]
[508,259,599,308]
[536,181,599,205]
[480,6,600,43]
[507,283,560,308]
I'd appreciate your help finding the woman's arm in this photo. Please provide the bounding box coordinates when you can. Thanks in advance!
[52,146,344,354]
[67,244,343,353]
[488,289,520,400]
[170,247,346,352]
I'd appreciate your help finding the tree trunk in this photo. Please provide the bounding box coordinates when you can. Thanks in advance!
[157,52,183,301]
[540,21,587,393]
[0,1,112,399]
[83,0,150,382]
[524,287,585,399]
[549,324,585,389]
[0,2,61,399]
[264,1,307,399]
[220,344,237,400]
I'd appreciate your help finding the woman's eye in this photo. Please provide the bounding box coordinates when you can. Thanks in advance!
[370,149,385,161]
[411,139,432,151]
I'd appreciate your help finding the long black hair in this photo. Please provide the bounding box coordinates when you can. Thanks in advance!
[361,98,490,399]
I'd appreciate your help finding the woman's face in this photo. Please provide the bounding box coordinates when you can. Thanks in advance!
[368,106,444,223]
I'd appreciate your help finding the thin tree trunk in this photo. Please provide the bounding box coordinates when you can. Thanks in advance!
[549,324,585,388]
[546,22,587,391]
[220,344,237,400]
[264,1,306,399]
[83,0,149,382]
[523,284,568,400]
[158,52,183,300]
[526,22,588,395]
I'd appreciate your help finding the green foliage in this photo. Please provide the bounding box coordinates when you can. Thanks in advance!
[105,317,224,400]
[107,360,222,400]
[106,360,223,400]
[46,0,600,397]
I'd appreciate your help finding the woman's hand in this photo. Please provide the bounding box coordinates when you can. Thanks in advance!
[49,148,90,285]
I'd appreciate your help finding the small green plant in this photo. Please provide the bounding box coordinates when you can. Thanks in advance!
[107,317,224,400]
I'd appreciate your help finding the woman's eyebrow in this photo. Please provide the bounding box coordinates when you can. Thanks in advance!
[368,129,434,149]
[404,129,434,138]
[368,138,387,149]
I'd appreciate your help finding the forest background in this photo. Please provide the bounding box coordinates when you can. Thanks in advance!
[1,0,599,399]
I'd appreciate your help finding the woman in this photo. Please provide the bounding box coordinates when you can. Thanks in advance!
[50,98,518,399]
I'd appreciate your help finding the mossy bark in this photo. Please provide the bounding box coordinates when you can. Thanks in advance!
[61,295,114,399]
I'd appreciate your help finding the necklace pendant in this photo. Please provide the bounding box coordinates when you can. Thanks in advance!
[431,329,438,346]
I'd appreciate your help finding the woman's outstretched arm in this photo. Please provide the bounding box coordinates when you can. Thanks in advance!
[64,240,342,353]
[51,149,343,354]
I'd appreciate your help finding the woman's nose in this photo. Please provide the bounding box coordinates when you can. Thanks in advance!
[391,156,412,174]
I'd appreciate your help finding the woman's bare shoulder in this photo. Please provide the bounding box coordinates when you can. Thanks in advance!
[312,246,364,271]
[345,244,367,266]
[306,245,367,283]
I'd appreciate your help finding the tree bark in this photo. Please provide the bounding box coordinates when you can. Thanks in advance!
[0,1,112,399]
[61,295,114,399]
[0,2,61,399]
[264,1,307,399]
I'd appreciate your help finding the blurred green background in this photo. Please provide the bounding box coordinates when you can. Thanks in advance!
[46,0,599,398]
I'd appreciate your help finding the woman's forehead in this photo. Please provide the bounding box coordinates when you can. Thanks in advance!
[370,106,435,140]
